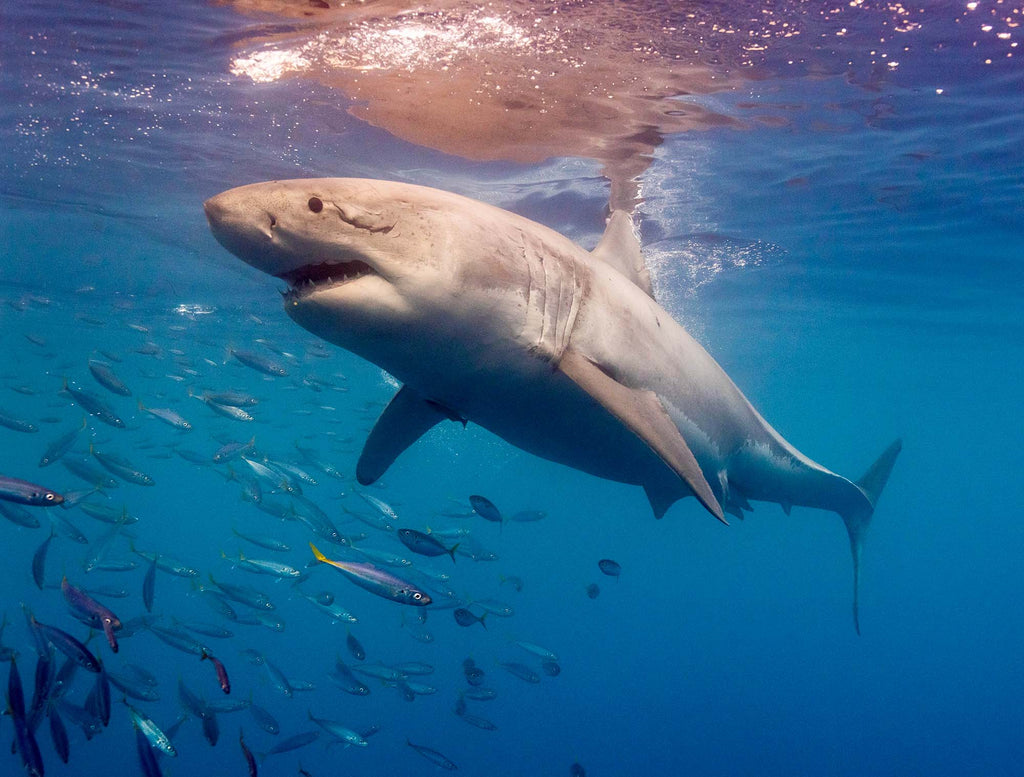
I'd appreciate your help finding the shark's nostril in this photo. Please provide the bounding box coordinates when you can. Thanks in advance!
[269,214,277,229]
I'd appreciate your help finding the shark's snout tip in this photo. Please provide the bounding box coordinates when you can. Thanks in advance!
[202,194,224,225]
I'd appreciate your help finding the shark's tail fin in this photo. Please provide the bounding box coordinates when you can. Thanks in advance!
[842,439,902,635]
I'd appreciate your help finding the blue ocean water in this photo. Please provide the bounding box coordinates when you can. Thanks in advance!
[1,1,1022,776]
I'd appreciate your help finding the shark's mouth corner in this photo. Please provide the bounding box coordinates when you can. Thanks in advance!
[277,259,376,298]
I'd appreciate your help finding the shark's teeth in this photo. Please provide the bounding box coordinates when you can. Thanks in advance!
[277,260,375,297]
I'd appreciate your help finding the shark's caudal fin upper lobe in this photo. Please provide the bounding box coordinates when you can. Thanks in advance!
[842,438,902,635]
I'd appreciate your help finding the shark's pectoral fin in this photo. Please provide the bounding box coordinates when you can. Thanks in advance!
[356,386,458,485]
[558,349,725,523]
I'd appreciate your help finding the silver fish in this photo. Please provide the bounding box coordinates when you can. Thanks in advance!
[138,401,192,430]
[310,543,430,606]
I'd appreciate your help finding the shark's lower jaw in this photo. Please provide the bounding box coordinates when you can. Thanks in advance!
[277,259,375,300]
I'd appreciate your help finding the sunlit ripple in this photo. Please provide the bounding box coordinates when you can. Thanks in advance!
[229,9,546,85]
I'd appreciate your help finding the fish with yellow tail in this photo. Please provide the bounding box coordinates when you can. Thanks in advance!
[309,542,431,606]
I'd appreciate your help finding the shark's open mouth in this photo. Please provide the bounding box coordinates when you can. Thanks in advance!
[277,259,375,297]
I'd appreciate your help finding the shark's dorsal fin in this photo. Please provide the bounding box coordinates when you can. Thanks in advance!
[559,349,725,523]
[590,210,654,298]
[356,386,455,485]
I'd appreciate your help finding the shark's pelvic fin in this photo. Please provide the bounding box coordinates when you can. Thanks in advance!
[590,210,654,299]
[356,386,455,485]
[643,480,680,520]
[559,348,725,523]
[843,438,903,635]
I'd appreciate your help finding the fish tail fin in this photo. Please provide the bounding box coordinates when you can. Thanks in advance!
[842,439,902,635]
[309,542,328,564]
[200,649,210,662]
[480,613,488,630]
[448,543,460,563]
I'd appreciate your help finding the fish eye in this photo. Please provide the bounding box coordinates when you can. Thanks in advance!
[413,592,422,600]
[308,197,323,213]
[44,493,54,501]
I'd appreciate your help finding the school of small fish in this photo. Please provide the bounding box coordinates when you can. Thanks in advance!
[0,294,620,776]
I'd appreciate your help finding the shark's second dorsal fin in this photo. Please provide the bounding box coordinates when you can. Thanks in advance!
[590,210,654,299]
[558,348,725,523]
[356,386,456,485]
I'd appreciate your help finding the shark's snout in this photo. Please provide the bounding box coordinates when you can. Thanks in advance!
[204,183,384,294]
[203,192,246,235]
[202,194,222,224]
[204,190,282,276]
[203,191,241,244]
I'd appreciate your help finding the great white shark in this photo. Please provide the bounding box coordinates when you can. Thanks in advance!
[204,178,900,632]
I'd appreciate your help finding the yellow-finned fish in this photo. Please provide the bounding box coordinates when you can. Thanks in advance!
[309,543,431,606]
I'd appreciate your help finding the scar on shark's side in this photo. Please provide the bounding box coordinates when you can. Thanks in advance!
[205,178,901,631]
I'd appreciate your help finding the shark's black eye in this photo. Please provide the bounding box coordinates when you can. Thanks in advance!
[308,197,323,213]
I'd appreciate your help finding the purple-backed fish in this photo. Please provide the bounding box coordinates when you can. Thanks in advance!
[62,577,122,653]
[7,659,45,777]
[309,543,431,606]
[0,474,64,506]
[240,729,258,776]
[28,613,101,672]
[201,650,231,695]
